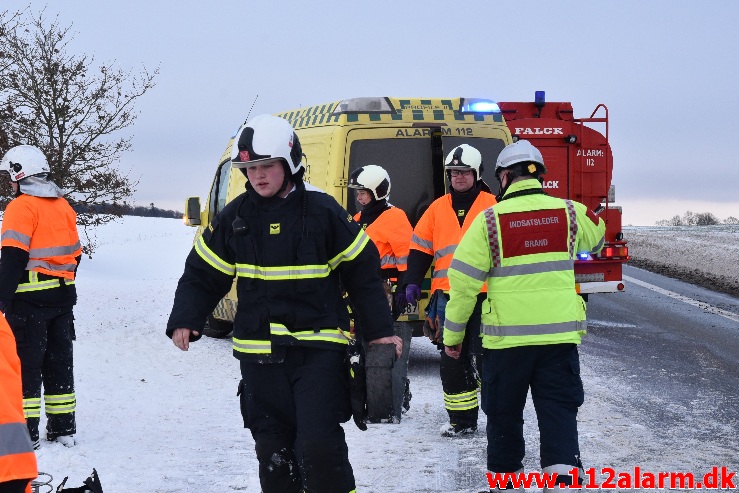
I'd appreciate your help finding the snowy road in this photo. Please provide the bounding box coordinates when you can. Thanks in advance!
[24,218,739,492]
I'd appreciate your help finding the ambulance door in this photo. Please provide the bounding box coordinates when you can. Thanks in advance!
[345,128,440,227]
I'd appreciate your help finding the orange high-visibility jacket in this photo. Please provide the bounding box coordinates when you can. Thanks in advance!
[353,207,413,273]
[0,314,38,490]
[410,191,496,292]
[1,194,81,281]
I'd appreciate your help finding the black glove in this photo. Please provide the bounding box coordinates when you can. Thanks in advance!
[57,468,104,493]
[346,338,367,431]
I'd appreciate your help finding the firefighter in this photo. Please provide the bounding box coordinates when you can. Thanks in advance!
[348,165,414,418]
[443,140,605,491]
[167,115,402,493]
[347,164,413,318]
[0,145,81,450]
[0,313,38,493]
[403,144,497,437]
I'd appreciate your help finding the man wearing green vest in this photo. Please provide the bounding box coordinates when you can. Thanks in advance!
[443,140,605,491]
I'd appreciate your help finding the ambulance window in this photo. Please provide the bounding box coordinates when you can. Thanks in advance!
[348,139,434,226]
[209,159,231,218]
[443,137,506,197]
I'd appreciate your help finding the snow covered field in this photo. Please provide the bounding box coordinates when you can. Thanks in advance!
[6,217,737,492]
[624,225,739,298]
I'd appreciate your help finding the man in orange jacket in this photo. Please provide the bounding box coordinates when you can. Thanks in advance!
[0,145,81,449]
[0,313,38,493]
[348,165,413,319]
[404,144,497,437]
[349,165,414,419]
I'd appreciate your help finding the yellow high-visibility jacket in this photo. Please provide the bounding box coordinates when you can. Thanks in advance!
[444,179,605,349]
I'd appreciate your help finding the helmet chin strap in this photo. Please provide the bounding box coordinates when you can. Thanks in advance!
[497,171,511,200]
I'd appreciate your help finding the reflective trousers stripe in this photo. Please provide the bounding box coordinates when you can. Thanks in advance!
[444,389,479,411]
[23,398,41,419]
[44,394,76,415]
[24,395,76,416]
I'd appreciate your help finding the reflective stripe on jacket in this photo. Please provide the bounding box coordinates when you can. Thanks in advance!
[1,194,81,281]
[409,191,496,292]
[167,182,395,362]
[353,207,412,272]
[0,315,38,486]
[443,180,605,350]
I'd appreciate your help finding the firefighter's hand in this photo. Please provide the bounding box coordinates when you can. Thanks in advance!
[445,343,462,359]
[405,284,421,307]
[369,335,403,359]
[172,328,200,351]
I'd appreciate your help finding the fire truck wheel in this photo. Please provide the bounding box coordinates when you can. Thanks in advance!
[203,314,233,339]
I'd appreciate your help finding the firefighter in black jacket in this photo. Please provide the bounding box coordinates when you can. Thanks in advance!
[167,115,401,493]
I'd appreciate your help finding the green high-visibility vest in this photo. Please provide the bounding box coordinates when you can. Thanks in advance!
[443,180,605,350]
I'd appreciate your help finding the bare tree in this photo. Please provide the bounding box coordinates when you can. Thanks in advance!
[692,212,719,226]
[0,9,158,253]
[656,215,683,227]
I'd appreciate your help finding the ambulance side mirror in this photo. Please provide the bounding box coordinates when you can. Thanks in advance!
[184,197,202,226]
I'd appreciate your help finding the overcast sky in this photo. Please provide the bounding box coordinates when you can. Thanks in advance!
[5,0,739,225]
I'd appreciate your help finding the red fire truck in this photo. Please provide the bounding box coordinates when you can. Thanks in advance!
[499,92,628,296]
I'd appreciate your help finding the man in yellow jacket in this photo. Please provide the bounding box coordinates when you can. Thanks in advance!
[443,140,605,491]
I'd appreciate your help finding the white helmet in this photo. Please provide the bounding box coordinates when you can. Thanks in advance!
[231,114,303,175]
[495,139,546,175]
[1,145,50,182]
[347,165,391,201]
[444,144,483,181]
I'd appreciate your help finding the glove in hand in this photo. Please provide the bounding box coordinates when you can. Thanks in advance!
[393,290,407,311]
[405,284,421,306]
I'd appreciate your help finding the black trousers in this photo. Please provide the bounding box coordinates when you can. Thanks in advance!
[239,346,355,493]
[438,293,484,429]
[0,479,32,493]
[481,343,584,474]
[6,304,76,442]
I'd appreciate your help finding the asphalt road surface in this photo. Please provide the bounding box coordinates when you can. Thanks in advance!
[400,264,739,492]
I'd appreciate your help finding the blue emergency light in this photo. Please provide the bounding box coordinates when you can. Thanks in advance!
[576,252,590,260]
[535,91,546,105]
[460,98,500,114]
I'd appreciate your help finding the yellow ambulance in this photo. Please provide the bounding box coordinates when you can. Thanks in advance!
[184,97,512,337]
